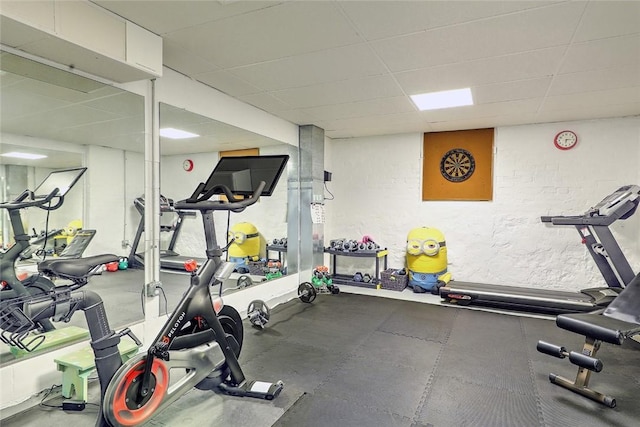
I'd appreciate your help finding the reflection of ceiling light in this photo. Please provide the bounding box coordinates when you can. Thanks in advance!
[160,127,199,139]
[1,152,48,160]
[410,88,473,111]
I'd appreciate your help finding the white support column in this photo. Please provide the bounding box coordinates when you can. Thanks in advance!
[143,79,161,324]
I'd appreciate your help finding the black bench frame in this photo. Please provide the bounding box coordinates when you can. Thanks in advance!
[537,272,640,407]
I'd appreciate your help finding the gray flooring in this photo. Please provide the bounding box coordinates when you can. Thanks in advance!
[3,288,640,426]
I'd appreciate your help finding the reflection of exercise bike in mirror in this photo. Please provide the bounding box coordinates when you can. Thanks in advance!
[1,156,288,426]
[0,167,88,337]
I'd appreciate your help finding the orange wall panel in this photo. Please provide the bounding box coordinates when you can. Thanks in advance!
[422,128,494,201]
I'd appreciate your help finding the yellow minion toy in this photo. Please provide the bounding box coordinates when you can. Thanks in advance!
[406,227,452,294]
[228,222,260,273]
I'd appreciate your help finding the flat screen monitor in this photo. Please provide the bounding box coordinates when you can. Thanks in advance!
[33,167,87,199]
[202,155,289,197]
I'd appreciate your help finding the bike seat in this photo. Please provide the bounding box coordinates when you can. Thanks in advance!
[39,254,120,279]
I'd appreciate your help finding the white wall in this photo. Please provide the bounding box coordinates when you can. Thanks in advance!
[326,116,640,292]
[84,145,144,257]
[124,150,144,254]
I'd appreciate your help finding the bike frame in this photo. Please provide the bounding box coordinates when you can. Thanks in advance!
[136,209,246,395]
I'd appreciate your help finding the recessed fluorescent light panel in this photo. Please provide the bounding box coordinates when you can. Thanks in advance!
[410,88,473,111]
[1,152,48,160]
[160,127,199,139]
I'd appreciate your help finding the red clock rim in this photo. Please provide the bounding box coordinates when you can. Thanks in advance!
[553,130,577,150]
[183,159,194,171]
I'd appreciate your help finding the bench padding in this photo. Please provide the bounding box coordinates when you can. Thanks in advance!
[556,313,638,344]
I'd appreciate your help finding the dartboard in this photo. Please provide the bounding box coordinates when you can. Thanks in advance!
[440,148,475,182]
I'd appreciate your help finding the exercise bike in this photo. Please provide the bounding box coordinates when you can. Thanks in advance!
[1,155,288,426]
[0,167,87,339]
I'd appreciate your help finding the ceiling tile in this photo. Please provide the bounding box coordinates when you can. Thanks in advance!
[53,116,144,145]
[299,96,415,122]
[473,78,552,104]
[395,47,564,95]
[549,65,640,96]
[428,114,539,132]
[271,75,403,109]
[165,2,363,68]
[163,39,220,76]
[371,2,582,72]
[82,91,144,118]
[270,109,319,126]
[237,92,292,112]
[227,44,387,91]
[542,86,640,111]
[92,0,280,34]
[339,1,557,41]
[318,111,429,132]
[1,85,70,121]
[536,102,640,124]
[424,98,542,123]
[195,69,262,97]
[573,1,640,42]
[560,34,640,74]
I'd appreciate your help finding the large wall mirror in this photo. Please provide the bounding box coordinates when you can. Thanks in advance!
[149,103,297,307]
[0,50,145,365]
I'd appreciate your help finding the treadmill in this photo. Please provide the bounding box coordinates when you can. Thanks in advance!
[127,195,203,271]
[439,185,640,314]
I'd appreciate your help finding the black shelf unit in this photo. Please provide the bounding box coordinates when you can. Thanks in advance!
[266,244,287,267]
[324,248,389,288]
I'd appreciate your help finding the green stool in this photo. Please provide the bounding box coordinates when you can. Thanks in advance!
[54,338,140,402]
[9,326,89,358]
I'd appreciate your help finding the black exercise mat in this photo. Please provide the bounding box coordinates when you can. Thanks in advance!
[267,294,640,427]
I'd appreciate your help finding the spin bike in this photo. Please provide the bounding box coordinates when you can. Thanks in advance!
[0,167,88,337]
[3,156,288,426]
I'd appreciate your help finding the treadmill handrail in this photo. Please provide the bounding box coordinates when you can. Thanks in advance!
[541,200,637,227]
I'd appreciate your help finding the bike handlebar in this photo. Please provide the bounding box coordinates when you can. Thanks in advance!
[0,188,64,210]
[174,181,266,212]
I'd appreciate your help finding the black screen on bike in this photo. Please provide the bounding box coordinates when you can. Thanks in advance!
[202,155,289,197]
[33,167,87,199]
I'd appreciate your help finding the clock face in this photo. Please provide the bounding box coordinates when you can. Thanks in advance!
[554,130,578,150]
[183,159,194,171]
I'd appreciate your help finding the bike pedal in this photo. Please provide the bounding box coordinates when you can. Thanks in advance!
[219,380,284,400]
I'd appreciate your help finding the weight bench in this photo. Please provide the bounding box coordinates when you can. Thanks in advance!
[54,337,140,403]
[537,272,640,407]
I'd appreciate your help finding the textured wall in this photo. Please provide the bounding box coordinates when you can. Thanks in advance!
[325,116,640,291]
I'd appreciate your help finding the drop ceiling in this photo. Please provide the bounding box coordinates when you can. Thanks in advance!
[89,0,640,139]
[1,0,639,158]
[0,51,284,166]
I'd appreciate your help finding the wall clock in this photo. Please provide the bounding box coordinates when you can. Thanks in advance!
[183,159,194,172]
[554,130,578,150]
[440,148,475,182]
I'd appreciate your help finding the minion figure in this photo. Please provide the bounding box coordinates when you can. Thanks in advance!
[228,222,261,273]
[406,227,452,294]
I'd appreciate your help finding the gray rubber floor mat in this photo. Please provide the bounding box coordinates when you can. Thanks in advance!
[4,293,640,427]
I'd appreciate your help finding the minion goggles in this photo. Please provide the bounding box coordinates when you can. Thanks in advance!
[407,239,446,256]
[228,231,259,245]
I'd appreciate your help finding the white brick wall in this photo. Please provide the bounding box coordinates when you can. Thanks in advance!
[325,116,640,291]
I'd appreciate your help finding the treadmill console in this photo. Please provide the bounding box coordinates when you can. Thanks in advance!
[589,185,640,217]
[133,195,175,215]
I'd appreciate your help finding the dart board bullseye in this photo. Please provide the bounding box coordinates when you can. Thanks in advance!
[440,148,475,182]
